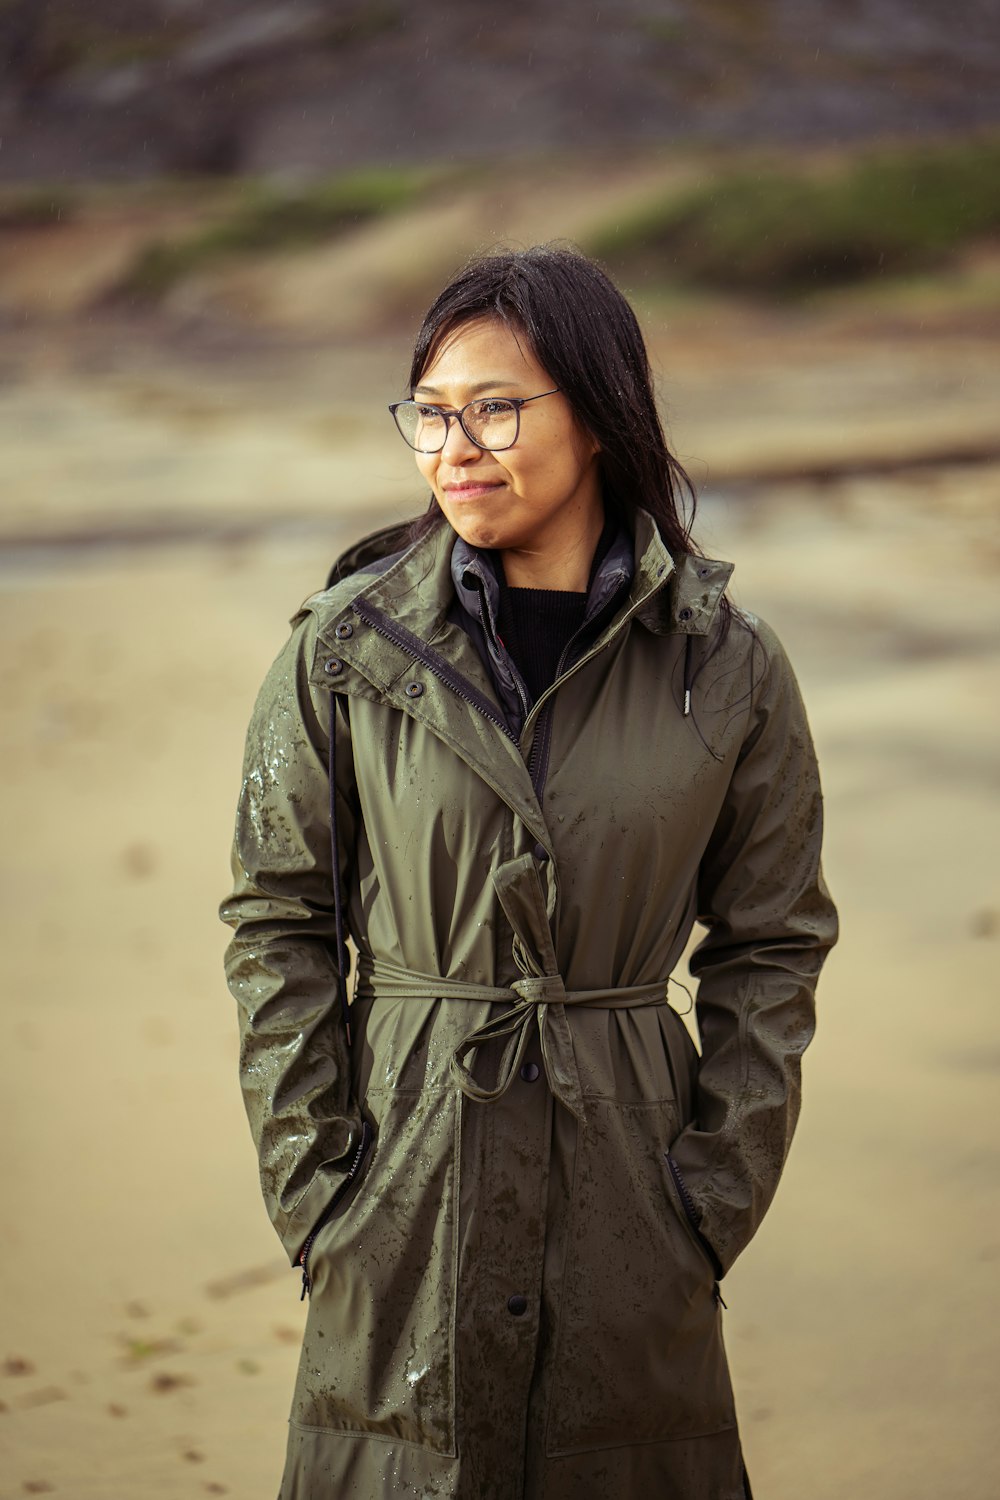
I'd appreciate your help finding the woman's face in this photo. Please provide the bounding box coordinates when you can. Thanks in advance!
[411,317,602,566]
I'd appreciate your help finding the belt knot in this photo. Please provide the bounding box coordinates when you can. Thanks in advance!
[511,974,567,1005]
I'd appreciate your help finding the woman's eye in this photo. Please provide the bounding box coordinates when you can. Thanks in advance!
[476,399,513,416]
[415,404,439,418]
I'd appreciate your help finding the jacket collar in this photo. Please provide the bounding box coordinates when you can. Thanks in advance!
[303,513,734,853]
[449,522,635,642]
[311,508,733,658]
[632,513,734,637]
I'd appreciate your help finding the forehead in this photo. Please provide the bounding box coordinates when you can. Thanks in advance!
[415,316,551,393]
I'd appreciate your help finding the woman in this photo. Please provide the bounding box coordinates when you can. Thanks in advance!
[220,246,837,1500]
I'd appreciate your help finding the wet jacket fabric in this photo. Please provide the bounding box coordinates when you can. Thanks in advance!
[220,508,837,1500]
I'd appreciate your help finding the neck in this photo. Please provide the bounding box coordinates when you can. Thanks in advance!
[500,507,606,591]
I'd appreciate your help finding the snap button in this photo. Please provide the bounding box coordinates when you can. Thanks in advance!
[507,1294,528,1317]
[335,622,353,640]
[532,843,549,864]
[520,1062,540,1083]
[678,607,693,622]
[323,658,343,675]
[404,682,424,699]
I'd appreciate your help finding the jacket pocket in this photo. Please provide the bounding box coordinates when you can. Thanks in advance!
[545,1099,735,1457]
[298,1118,376,1299]
[290,1086,459,1457]
[663,1151,724,1283]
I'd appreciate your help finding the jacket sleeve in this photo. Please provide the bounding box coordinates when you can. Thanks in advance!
[669,616,838,1275]
[219,608,363,1264]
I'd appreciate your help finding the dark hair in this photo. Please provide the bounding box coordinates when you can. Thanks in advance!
[405,244,702,561]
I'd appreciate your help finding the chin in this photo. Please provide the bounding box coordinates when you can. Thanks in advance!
[455,522,505,551]
[439,509,505,552]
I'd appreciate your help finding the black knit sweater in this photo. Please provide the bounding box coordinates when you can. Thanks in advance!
[493,517,618,702]
[496,584,587,702]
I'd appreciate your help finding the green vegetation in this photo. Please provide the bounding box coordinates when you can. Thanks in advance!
[318,3,404,50]
[8,9,192,77]
[114,169,432,302]
[587,134,1000,296]
[0,186,77,230]
[636,15,688,45]
[71,29,188,69]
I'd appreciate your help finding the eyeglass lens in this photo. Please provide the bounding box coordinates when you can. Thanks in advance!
[396,399,518,452]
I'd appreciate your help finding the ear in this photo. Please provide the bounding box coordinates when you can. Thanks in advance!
[576,420,601,460]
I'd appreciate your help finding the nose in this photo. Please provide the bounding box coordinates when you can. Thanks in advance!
[439,413,482,465]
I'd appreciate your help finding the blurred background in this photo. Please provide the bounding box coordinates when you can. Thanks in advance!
[1,2,998,1496]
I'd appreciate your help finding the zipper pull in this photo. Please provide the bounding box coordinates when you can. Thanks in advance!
[299,1244,313,1301]
[714,1283,728,1309]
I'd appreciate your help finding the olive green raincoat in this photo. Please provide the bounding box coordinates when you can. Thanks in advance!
[220,509,837,1499]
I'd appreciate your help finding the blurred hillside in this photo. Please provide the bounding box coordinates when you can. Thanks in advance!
[1,4,998,556]
[2,134,999,336]
[1,0,999,181]
[1,127,998,556]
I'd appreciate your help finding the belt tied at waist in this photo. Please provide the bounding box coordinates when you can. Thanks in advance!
[354,954,668,1119]
[355,848,675,1121]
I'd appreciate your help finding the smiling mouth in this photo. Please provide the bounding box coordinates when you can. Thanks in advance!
[443,481,505,499]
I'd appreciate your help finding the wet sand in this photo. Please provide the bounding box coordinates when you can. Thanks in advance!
[1,323,999,1497]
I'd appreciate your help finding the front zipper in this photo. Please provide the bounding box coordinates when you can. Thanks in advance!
[353,575,671,802]
[522,579,666,733]
[298,1119,375,1300]
[355,568,669,757]
[521,583,664,797]
[525,697,554,796]
[352,599,518,743]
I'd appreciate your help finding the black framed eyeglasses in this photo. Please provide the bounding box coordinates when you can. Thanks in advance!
[388,389,561,454]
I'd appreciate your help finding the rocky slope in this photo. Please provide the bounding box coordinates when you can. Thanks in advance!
[1,0,999,181]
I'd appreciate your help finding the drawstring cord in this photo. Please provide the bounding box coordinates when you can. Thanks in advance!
[328,693,352,1046]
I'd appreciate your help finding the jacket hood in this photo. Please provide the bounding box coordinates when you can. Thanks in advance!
[305,510,734,649]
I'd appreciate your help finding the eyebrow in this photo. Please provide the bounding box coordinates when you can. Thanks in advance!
[411,379,523,398]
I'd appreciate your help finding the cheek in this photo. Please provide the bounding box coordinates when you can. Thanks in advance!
[414,454,439,489]
[517,451,577,497]
[512,420,596,497]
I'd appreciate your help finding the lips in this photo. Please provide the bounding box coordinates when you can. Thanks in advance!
[443,481,505,501]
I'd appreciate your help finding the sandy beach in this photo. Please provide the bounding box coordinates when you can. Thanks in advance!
[1,284,999,1498]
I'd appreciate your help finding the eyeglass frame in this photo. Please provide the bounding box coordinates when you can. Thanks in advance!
[387,388,562,454]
